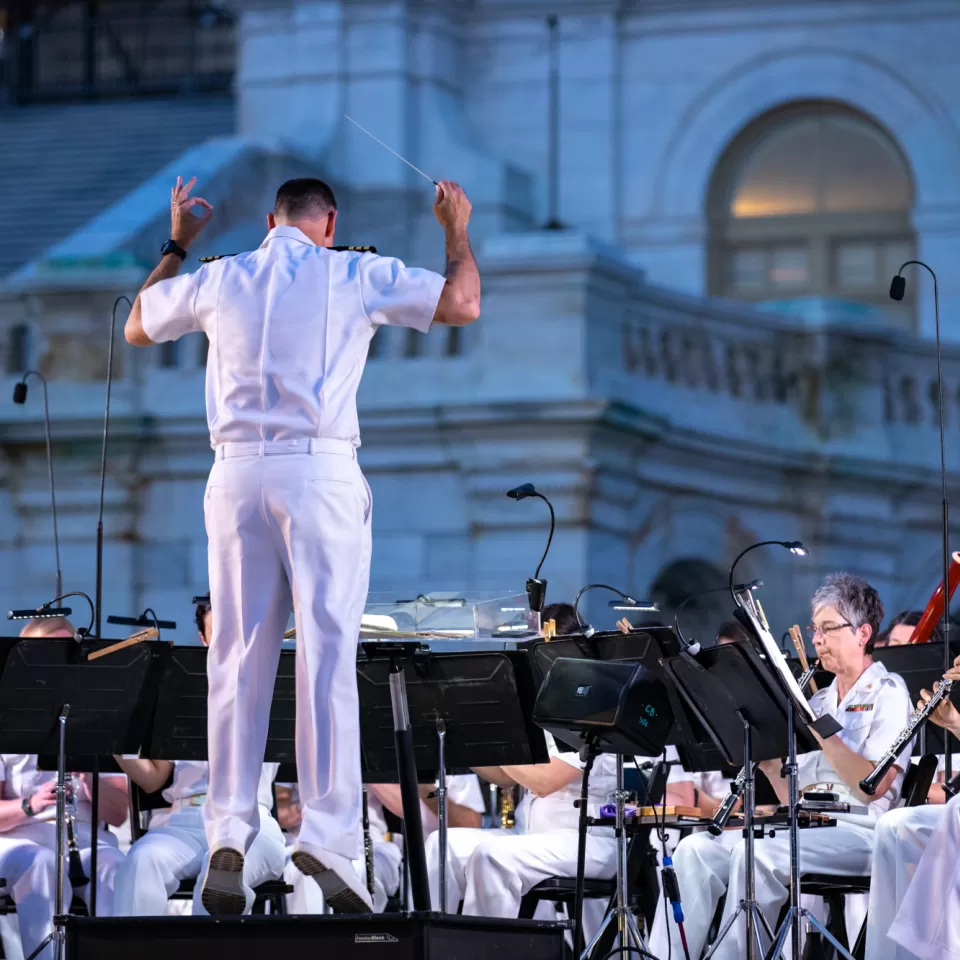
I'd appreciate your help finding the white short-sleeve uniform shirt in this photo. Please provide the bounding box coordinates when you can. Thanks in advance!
[139,226,446,447]
[800,661,913,818]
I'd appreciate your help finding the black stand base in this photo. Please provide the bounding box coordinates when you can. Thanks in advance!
[62,914,569,960]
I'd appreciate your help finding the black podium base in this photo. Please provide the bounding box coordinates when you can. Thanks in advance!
[63,913,569,960]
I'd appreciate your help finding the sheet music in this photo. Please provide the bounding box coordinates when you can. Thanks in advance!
[740,603,818,724]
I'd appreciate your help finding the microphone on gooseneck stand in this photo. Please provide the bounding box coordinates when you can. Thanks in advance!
[95,297,131,643]
[85,294,131,920]
[892,262,953,783]
[506,482,555,613]
[13,372,62,597]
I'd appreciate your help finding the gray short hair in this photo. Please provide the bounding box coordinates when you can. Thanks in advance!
[811,573,884,653]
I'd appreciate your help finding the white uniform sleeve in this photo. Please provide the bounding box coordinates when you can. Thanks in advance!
[445,775,487,814]
[860,679,913,768]
[139,266,207,343]
[359,254,445,333]
[544,732,582,772]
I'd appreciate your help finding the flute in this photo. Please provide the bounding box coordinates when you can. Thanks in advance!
[709,659,820,835]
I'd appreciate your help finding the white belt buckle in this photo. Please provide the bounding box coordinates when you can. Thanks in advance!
[188,794,206,807]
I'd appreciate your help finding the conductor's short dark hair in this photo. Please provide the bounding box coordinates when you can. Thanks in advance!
[274,178,338,220]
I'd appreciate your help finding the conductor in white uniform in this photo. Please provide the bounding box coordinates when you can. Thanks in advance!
[124,175,480,914]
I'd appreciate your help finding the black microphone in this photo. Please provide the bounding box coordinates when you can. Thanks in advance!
[13,372,62,597]
[891,261,952,783]
[506,482,555,613]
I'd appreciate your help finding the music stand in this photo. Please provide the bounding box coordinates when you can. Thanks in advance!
[357,643,549,912]
[0,637,160,958]
[663,640,830,960]
[143,646,296,762]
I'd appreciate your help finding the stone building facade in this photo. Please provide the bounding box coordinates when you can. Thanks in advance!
[2,0,959,641]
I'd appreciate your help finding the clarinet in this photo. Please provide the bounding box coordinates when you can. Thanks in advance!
[362,788,375,899]
[65,775,90,916]
[860,679,954,795]
[709,660,820,835]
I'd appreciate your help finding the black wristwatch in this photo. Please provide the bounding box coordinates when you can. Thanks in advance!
[160,239,188,261]
[21,796,35,817]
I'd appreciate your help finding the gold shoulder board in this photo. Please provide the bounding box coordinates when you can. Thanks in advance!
[198,254,237,263]
[331,245,377,254]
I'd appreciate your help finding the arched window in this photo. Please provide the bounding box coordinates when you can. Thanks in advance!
[708,103,915,328]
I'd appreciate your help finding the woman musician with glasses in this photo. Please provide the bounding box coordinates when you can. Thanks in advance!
[649,573,913,960]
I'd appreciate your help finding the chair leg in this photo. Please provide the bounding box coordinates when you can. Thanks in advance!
[518,894,539,920]
[825,894,849,951]
[851,912,867,960]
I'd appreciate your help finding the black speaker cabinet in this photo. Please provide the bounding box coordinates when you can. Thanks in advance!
[533,656,674,756]
[63,914,568,960]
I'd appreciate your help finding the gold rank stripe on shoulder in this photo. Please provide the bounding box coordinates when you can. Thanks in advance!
[199,245,376,263]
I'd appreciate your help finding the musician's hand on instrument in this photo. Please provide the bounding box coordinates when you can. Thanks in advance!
[29,780,58,813]
[945,654,960,683]
[171,175,214,249]
[920,684,960,731]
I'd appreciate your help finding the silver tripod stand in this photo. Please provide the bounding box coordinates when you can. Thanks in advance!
[580,754,648,960]
[25,704,70,960]
[763,705,856,960]
[703,715,782,960]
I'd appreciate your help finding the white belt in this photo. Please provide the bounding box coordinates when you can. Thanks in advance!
[214,438,356,460]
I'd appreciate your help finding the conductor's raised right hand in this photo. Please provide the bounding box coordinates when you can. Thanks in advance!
[433,180,472,233]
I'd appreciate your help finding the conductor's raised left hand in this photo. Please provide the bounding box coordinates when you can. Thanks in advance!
[171,175,214,249]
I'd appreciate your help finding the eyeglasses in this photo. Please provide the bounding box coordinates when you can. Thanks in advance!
[806,621,854,640]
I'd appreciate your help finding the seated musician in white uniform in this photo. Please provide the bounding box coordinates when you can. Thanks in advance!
[425,734,617,932]
[276,777,484,913]
[650,573,912,960]
[430,737,687,938]
[868,653,960,960]
[111,601,285,915]
[0,618,129,960]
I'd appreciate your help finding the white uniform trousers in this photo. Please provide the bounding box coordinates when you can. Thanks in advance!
[0,820,123,960]
[111,806,285,916]
[889,794,960,960]
[647,828,739,960]
[866,804,944,960]
[426,828,616,941]
[203,448,371,859]
[650,820,874,960]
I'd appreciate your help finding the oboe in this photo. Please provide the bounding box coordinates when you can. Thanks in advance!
[362,788,375,899]
[860,679,954,795]
[709,659,820,835]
